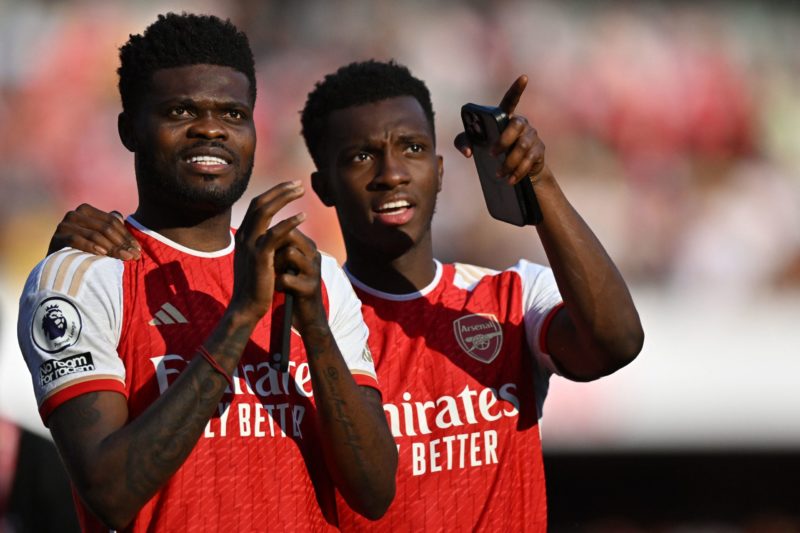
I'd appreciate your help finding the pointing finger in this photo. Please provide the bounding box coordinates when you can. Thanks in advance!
[498,75,528,115]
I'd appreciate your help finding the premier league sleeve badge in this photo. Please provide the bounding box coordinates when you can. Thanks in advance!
[31,297,83,354]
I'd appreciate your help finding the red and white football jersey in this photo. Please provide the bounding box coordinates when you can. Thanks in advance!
[338,260,562,532]
[17,217,378,532]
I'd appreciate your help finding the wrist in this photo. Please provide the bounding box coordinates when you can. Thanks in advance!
[531,164,555,188]
[222,305,263,332]
[293,298,329,336]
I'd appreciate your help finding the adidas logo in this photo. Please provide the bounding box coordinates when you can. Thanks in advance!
[149,303,188,326]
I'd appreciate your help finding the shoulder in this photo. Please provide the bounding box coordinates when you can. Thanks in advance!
[318,251,341,272]
[25,248,124,300]
[317,251,359,309]
[450,259,560,314]
[318,252,349,288]
[505,258,551,278]
[20,250,124,348]
[452,262,500,291]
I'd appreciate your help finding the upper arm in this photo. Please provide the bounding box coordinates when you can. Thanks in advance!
[514,261,563,374]
[17,250,128,423]
[545,307,624,382]
[48,391,129,486]
[515,259,636,382]
[358,384,384,412]
[543,306,593,380]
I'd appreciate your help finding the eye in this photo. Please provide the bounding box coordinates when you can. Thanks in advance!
[353,152,372,163]
[406,143,425,154]
[169,106,189,117]
[225,109,245,119]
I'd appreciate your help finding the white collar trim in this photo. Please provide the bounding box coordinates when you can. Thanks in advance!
[345,260,442,301]
[127,215,234,258]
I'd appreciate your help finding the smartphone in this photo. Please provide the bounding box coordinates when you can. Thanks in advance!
[460,103,543,226]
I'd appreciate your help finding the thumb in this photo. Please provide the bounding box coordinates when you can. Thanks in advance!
[453,131,473,158]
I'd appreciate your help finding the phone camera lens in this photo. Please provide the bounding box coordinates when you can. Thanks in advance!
[465,112,485,142]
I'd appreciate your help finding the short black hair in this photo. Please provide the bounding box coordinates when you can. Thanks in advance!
[301,60,435,167]
[118,12,256,114]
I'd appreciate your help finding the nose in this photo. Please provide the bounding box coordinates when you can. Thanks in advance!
[187,112,227,140]
[370,151,410,190]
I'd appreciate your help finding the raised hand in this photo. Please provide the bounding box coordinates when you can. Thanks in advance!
[454,75,547,185]
[230,180,307,323]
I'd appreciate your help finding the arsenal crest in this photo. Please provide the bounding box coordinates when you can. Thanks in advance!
[453,313,503,364]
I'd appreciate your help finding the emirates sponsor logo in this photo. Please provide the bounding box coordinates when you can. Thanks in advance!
[383,385,522,476]
[453,313,503,363]
[150,354,311,440]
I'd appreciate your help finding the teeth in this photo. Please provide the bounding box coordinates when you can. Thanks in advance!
[378,200,411,212]
[187,155,228,165]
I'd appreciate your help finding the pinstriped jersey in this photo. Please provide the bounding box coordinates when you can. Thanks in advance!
[337,260,562,532]
[17,217,378,532]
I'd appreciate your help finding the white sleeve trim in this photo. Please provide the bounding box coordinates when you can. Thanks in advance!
[320,254,376,381]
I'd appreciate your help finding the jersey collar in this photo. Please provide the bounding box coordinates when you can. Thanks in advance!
[126,216,235,258]
[344,260,443,301]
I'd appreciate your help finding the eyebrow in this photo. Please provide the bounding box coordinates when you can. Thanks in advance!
[344,130,431,148]
[396,133,430,143]
[158,97,250,109]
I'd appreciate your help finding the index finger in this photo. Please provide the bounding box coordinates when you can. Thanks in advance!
[498,75,529,115]
[238,181,304,243]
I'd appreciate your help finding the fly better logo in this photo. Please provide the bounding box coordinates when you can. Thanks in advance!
[453,313,503,364]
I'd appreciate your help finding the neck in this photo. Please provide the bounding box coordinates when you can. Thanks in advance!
[133,204,233,252]
[345,233,436,294]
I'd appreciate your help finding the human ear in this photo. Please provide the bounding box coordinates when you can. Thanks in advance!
[436,155,444,192]
[311,171,335,207]
[118,112,136,152]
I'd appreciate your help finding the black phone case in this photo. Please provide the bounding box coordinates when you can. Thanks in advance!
[461,103,543,226]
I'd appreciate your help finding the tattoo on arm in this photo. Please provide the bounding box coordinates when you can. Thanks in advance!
[124,324,252,498]
[322,366,369,483]
[63,392,102,431]
[125,372,222,497]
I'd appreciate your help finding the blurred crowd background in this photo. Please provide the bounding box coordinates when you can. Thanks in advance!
[1,0,799,531]
[2,0,800,291]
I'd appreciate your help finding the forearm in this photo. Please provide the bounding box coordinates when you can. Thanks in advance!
[51,309,257,529]
[532,169,644,377]
[302,324,397,520]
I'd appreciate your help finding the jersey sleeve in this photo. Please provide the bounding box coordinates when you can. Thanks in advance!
[16,249,127,424]
[508,260,563,371]
[319,254,379,391]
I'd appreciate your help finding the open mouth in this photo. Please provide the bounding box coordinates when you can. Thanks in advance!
[186,155,229,166]
[375,200,412,214]
[373,199,415,226]
[183,154,231,174]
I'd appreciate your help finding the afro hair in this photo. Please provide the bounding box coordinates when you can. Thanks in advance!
[118,12,256,114]
[301,60,435,167]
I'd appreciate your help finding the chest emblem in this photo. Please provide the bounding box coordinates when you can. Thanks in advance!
[453,313,503,364]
